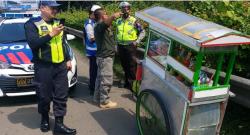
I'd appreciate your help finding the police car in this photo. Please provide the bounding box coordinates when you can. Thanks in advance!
[0,13,78,97]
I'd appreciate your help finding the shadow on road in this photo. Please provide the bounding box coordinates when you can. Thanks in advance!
[8,107,39,129]
[121,93,137,103]
[70,76,136,105]
[91,108,138,135]
[69,76,92,104]
[0,96,37,107]
[7,107,55,130]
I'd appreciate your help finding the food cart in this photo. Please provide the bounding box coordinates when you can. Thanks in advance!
[134,7,250,135]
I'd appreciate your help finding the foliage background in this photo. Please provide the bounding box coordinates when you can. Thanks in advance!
[57,1,250,79]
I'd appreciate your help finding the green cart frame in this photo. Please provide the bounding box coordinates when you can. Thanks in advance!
[134,7,250,135]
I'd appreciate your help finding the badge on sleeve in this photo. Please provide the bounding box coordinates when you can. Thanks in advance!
[40,26,49,35]
[40,26,49,32]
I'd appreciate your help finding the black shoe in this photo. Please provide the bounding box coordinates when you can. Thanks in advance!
[53,117,76,135]
[40,114,50,132]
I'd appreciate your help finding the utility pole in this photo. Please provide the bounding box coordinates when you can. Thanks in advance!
[67,1,70,11]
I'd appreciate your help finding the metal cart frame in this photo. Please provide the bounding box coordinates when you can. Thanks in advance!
[135,6,250,135]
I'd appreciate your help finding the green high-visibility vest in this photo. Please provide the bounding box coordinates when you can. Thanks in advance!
[34,19,64,63]
[115,16,138,45]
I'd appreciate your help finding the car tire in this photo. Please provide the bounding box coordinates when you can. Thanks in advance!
[69,84,77,91]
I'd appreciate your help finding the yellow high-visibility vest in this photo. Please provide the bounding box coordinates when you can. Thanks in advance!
[34,19,64,63]
[115,16,138,44]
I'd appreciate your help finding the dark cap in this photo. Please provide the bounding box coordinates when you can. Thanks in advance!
[39,0,61,7]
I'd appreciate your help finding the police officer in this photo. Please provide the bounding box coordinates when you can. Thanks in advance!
[83,5,101,95]
[115,1,145,90]
[24,0,76,134]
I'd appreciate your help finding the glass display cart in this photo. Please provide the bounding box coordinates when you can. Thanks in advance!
[134,7,250,135]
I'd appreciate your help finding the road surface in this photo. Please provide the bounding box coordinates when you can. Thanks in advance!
[0,47,138,135]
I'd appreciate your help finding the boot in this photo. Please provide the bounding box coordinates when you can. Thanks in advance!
[53,116,76,135]
[100,100,117,109]
[40,113,50,132]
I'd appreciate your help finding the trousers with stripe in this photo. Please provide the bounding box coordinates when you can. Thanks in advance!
[94,57,113,104]
[34,61,68,117]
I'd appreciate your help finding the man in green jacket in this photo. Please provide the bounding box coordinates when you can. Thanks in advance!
[93,8,121,108]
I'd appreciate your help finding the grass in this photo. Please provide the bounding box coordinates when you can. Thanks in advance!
[221,101,250,135]
[68,37,85,55]
[68,38,250,135]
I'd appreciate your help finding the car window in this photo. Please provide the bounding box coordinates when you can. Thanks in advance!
[0,23,26,43]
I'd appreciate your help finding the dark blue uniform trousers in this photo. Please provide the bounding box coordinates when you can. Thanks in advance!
[34,62,68,117]
[88,56,98,92]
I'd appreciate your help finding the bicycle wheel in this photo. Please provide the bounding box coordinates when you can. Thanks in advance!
[136,89,172,135]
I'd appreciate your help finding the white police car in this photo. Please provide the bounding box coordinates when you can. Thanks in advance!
[0,14,77,97]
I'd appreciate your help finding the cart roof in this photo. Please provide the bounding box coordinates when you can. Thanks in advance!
[135,6,250,51]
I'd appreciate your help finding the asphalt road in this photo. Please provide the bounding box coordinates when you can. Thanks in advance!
[0,47,138,135]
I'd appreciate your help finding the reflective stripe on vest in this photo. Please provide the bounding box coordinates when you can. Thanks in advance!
[84,19,97,56]
[115,16,137,44]
[34,19,64,63]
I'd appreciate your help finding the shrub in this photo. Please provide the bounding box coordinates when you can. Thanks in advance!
[59,1,250,78]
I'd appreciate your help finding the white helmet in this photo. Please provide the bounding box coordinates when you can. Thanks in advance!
[119,1,131,8]
[91,5,101,12]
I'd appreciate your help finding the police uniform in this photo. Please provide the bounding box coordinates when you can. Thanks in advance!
[115,16,145,90]
[24,17,70,117]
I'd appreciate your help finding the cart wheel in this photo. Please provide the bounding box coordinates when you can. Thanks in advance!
[136,89,172,135]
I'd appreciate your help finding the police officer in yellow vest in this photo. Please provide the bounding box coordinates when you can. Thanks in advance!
[24,1,76,134]
[115,2,145,90]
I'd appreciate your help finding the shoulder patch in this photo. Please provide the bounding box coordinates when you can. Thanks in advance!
[40,26,49,31]
[117,19,123,25]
